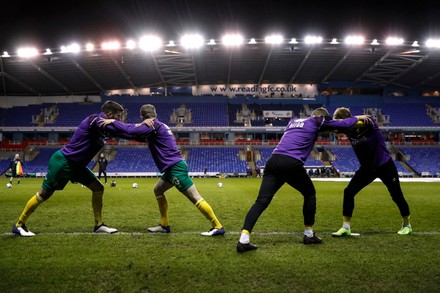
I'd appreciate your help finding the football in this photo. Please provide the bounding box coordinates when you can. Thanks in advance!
[6,183,12,188]
[132,183,138,188]
[110,180,116,187]
[217,182,223,188]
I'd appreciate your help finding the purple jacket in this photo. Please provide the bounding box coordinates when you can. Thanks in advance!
[273,116,359,163]
[344,118,391,169]
[105,119,182,173]
[61,113,132,166]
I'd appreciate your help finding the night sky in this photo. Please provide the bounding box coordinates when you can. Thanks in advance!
[2,0,440,50]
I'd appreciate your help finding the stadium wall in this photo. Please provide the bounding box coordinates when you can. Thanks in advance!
[2,93,438,109]
[325,95,440,108]
[101,95,229,104]
[102,94,440,108]
[0,95,101,108]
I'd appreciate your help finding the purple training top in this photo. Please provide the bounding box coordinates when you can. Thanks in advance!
[345,118,391,169]
[273,116,359,163]
[61,113,132,167]
[105,119,182,173]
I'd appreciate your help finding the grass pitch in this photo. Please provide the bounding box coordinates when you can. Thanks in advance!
[1,177,439,292]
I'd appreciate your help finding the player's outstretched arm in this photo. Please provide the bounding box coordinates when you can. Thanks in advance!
[135,118,155,127]
[97,118,115,126]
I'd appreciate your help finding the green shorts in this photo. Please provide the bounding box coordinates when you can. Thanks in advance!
[161,160,194,192]
[42,150,96,191]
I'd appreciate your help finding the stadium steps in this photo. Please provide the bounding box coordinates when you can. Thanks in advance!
[0,151,17,160]
[310,149,321,161]
[399,160,420,177]
[303,104,311,116]
[89,148,118,172]
[239,149,249,161]
[180,149,189,160]
[91,162,99,172]
[254,149,262,161]
[108,148,117,160]
[24,146,40,161]
[248,161,256,177]
[394,147,420,177]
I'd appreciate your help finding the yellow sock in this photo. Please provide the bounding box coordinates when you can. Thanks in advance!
[195,199,222,229]
[343,216,352,229]
[156,195,169,227]
[16,193,44,227]
[343,216,352,222]
[239,229,250,244]
[92,191,103,226]
[403,215,411,226]
[304,225,314,236]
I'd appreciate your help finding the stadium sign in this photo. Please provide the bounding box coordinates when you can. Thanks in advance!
[263,111,293,118]
[194,84,318,97]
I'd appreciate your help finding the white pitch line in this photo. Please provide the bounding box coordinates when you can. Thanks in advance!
[2,231,440,236]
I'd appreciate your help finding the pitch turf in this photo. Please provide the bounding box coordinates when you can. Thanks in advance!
[1,177,439,292]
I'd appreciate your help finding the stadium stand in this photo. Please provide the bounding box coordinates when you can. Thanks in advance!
[23,148,58,174]
[1,96,439,179]
[398,147,440,177]
[182,103,229,126]
[4,105,42,127]
[52,103,102,126]
[380,103,435,127]
[107,147,157,173]
[254,147,273,167]
[124,102,180,125]
[0,159,11,174]
[394,161,415,177]
[1,99,439,129]
[328,147,360,175]
[185,147,248,174]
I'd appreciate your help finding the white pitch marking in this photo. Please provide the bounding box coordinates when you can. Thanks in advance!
[3,231,440,236]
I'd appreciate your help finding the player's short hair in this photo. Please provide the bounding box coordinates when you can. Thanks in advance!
[101,100,124,114]
[333,107,352,119]
[310,107,330,119]
[140,104,157,118]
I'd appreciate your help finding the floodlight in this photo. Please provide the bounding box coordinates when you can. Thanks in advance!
[265,34,283,44]
[222,34,243,46]
[425,39,440,48]
[60,43,81,53]
[181,34,204,49]
[208,39,216,45]
[126,40,136,50]
[139,35,162,51]
[304,36,323,44]
[344,36,364,45]
[17,47,39,57]
[43,49,52,55]
[330,38,339,44]
[2,51,10,57]
[371,39,380,46]
[385,37,404,46]
[101,41,121,50]
[85,43,94,51]
[248,38,257,44]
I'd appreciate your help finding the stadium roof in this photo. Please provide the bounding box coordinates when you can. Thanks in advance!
[2,40,440,97]
[2,1,440,98]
